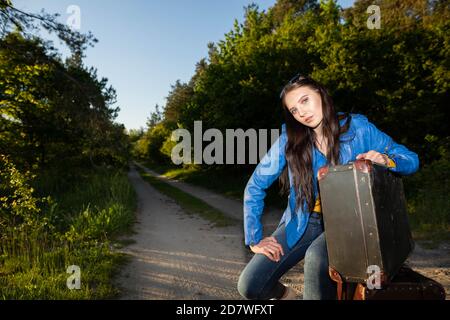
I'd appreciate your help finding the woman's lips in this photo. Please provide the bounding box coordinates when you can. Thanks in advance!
[304,115,314,123]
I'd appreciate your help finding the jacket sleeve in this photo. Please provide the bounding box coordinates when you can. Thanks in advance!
[362,115,420,175]
[243,124,287,246]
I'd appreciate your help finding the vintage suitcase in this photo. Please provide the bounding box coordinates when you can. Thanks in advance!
[317,159,414,283]
[329,265,446,300]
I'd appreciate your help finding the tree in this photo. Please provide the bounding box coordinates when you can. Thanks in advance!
[269,0,319,26]
[146,104,163,129]
[131,0,449,167]
[0,0,97,58]
[1,31,128,170]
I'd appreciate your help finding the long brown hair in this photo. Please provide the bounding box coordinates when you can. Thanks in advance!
[279,76,351,213]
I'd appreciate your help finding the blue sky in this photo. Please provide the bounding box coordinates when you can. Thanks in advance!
[13,0,355,131]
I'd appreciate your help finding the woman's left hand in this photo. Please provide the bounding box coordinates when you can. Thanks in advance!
[356,150,389,166]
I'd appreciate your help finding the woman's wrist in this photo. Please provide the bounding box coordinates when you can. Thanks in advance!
[381,153,389,166]
[382,153,396,168]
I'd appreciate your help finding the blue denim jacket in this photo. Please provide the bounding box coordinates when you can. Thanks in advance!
[243,112,420,249]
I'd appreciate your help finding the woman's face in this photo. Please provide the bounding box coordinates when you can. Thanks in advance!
[284,85,323,129]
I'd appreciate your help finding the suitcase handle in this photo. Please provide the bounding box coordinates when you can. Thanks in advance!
[348,159,390,170]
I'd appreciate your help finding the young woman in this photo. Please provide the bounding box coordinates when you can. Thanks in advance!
[237,75,419,300]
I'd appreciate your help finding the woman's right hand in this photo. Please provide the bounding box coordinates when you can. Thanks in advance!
[249,236,285,262]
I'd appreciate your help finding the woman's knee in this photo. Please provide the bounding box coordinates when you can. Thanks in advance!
[304,236,329,272]
[237,269,265,300]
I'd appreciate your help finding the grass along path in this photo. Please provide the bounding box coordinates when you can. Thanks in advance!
[0,167,137,299]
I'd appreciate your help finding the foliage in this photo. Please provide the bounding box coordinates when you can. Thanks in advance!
[135,0,448,167]
[0,2,135,298]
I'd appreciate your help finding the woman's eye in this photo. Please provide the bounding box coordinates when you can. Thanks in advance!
[291,109,297,114]
[302,97,309,104]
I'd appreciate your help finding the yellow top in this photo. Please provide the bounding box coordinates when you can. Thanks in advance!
[313,156,396,213]
[313,196,322,213]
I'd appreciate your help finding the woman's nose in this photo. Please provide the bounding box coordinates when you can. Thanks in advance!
[298,108,309,117]
[295,103,308,116]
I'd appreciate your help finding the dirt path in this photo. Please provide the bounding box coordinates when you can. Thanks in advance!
[132,161,282,229]
[115,164,450,299]
[114,164,303,299]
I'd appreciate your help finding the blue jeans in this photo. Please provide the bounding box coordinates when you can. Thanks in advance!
[237,212,336,300]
